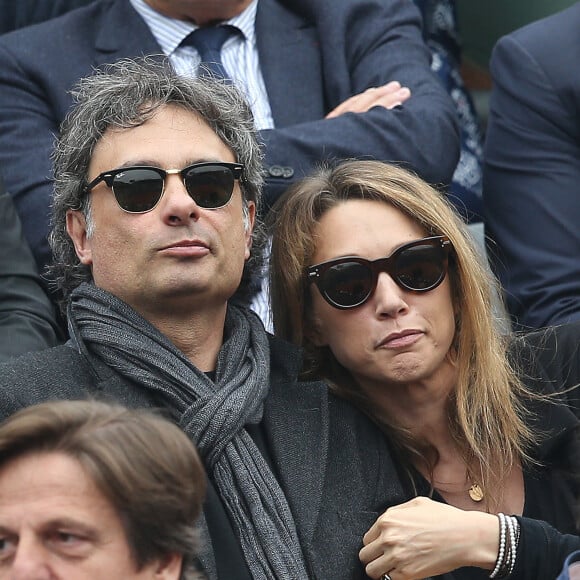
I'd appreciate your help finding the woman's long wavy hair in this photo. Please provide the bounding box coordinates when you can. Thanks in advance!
[269,160,538,507]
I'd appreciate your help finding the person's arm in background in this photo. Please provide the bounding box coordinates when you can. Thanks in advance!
[483,6,580,330]
[0,188,62,361]
[0,0,95,268]
[0,0,93,34]
[259,0,461,210]
[414,0,484,222]
[0,27,72,273]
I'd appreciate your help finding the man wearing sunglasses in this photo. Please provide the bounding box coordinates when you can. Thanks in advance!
[0,59,408,580]
[0,0,459,287]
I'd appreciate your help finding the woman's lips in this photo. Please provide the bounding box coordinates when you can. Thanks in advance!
[377,329,423,349]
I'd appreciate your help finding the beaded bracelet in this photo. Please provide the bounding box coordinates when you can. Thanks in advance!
[490,513,507,578]
[489,513,520,579]
[505,515,518,576]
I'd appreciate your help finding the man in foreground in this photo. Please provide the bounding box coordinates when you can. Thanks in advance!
[0,399,205,579]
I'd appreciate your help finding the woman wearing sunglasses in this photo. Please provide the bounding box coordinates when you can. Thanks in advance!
[269,160,580,580]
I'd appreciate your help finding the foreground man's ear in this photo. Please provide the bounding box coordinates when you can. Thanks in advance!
[151,552,183,579]
[66,209,93,266]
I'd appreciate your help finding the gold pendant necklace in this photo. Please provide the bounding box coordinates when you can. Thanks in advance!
[468,483,484,502]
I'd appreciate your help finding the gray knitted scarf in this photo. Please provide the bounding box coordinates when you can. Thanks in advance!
[68,283,308,579]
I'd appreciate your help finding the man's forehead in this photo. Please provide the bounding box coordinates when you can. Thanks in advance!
[100,105,209,139]
[90,105,234,171]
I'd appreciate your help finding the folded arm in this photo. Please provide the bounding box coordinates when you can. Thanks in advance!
[260,0,460,208]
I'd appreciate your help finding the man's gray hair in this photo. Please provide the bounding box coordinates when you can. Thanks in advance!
[48,56,264,309]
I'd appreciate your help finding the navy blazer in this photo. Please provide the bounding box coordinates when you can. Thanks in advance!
[0,0,91,34]
[0,0,459,273]
[483,4,580,330]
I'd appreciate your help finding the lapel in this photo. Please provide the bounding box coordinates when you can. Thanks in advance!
[192,515,217,580]
[93,0,163,68]
[255,0,326,126]
[261,338,328,548]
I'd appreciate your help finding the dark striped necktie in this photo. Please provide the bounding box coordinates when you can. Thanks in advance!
[180,25,239,81]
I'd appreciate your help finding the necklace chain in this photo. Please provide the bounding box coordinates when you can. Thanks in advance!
[431,478,485,502]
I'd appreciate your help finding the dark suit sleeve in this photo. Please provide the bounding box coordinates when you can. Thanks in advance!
[414,0,484,222]
[260,0,460,209]
[511,517,580,579]
[0,192,61,361]
[0,0,93,33]
[0,38,62,272]
[483,21,580,329]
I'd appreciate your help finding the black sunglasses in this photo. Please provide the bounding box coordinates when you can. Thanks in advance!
[84,162,244,213]
[307,235,452,309]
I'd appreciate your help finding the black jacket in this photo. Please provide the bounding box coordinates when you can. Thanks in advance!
[0,192,61,361]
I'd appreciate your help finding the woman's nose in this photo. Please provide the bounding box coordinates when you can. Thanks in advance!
[372,272,410,317]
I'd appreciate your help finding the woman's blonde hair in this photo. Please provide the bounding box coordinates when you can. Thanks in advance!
[270,160,536,506]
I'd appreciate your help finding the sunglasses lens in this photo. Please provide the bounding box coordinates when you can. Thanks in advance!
[395,244,446,290]
[113,168,164,213]
[184,165,235,209]
[321,262,374,307]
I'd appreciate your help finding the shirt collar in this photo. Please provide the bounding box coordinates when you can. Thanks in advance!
[129,0,258,56]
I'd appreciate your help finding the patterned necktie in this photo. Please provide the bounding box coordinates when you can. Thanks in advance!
[180,25,238,81]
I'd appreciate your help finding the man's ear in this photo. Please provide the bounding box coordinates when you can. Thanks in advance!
[152,552,183,579]
[66,209,93,265]
[243,200,256,259]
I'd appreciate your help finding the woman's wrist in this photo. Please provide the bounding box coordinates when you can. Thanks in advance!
[462,511,502,569]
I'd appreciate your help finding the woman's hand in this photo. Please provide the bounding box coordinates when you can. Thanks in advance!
[359,496,500,579]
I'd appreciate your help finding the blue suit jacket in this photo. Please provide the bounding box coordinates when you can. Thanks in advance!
[483,3,580,330]
[0,0,91,34]
[0,0,459,273]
